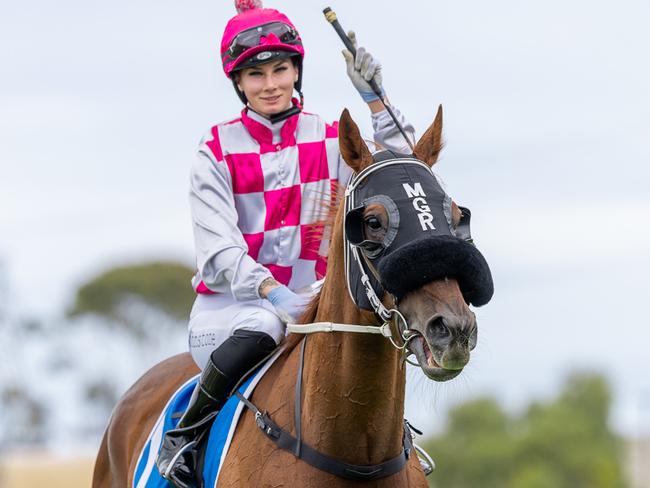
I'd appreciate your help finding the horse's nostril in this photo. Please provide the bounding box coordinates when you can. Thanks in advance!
[427,316,450,340]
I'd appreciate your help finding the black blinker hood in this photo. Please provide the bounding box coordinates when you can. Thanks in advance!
[345,150,494,308]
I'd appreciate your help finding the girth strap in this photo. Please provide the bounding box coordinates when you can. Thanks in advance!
[235,337,414,481]
[252,411,414,481]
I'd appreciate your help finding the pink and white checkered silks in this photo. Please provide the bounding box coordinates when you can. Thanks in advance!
[191,108,350,298]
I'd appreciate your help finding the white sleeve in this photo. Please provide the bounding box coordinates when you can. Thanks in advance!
[371,106,416,154]
[190,150,273,300]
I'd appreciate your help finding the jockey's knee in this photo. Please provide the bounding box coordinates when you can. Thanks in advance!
[210,329,277,379]
[188,303,284,371]
[235,308,285,345]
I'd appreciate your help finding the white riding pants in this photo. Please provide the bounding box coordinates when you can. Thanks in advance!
[188,293,285,370]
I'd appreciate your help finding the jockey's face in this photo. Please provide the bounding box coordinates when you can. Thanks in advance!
[236,58,299,117]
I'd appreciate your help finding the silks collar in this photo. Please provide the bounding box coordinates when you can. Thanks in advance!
[240,103,300,150]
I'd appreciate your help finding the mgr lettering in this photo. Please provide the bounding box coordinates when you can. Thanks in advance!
[402,182,436,231]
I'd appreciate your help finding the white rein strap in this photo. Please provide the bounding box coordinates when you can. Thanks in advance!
[287,308,420,365]
[286,322,393,338]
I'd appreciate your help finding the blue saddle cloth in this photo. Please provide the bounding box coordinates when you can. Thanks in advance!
[132,371,259,488]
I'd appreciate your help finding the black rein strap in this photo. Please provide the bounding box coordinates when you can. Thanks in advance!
[235,337,415,481]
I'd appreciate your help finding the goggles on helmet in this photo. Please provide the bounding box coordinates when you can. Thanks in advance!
[223,22,300,65]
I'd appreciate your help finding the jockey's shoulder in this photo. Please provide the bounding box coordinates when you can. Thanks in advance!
[299,110,320,120]
[204,115,244,137]
[299,111,339,136]
[195,115,246,160]
[300,110,332,124]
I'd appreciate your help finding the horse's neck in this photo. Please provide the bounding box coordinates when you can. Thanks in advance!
[299,249,406,464]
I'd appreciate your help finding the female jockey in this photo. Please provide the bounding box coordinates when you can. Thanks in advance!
[156,1,416,485]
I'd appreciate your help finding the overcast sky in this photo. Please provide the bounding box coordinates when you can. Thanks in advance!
[1,0,649,437]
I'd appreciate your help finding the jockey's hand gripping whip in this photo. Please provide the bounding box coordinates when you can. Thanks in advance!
[323,7,415,152]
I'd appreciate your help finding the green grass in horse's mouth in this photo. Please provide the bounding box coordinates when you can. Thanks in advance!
[420,336,441,369]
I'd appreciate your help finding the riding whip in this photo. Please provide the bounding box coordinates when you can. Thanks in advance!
[323,7,415,152]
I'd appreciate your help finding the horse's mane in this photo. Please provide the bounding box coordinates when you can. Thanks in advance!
[300,290,321,324]
[283,281,321,352]
[291,176,347,333]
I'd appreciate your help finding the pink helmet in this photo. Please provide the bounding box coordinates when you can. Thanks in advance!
[221,0,305,79]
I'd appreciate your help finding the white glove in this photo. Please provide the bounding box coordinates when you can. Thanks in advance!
[342,31,385,103]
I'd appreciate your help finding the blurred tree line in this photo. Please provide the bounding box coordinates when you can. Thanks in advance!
[0,261,194,448]
[425,373,628,488]
[67,261,196,338]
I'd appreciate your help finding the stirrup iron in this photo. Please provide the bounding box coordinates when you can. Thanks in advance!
[413,443,435,476]
[162,440,198,480]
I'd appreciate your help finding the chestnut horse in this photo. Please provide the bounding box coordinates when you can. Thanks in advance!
[93,107,492,487]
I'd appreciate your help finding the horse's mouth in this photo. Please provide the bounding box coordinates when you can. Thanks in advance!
[410,336,462,382]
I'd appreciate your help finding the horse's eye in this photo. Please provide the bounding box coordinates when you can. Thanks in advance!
[365,216,382,230]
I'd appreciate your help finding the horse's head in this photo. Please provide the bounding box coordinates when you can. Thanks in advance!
[338,107,494,382]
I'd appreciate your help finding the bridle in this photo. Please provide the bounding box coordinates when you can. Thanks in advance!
[287,156,439,366]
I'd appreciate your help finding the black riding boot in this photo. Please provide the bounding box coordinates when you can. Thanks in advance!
[156,356,231,487]
[155,329,277,488]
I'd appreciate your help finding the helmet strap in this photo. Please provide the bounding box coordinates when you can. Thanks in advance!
[232,77,249,105]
